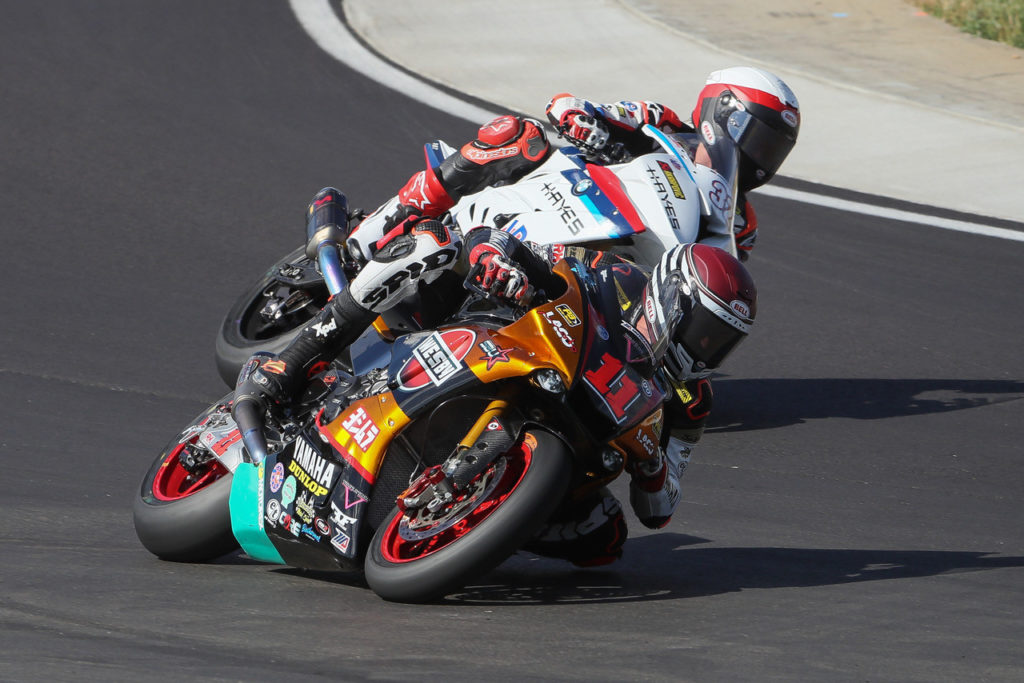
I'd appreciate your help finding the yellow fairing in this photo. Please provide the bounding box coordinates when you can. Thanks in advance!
[469,261,585,384]
[318,392,410,484]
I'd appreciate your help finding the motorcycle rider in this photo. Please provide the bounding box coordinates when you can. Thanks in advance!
[235,208,756,566]
[347,66,800,264]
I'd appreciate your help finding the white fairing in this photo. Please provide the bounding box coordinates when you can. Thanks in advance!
[447,125,737,266]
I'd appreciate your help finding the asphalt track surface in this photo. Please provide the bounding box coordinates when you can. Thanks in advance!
[3,2,1023,681]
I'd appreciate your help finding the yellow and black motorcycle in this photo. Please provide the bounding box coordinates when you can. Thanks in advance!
[133,259,670,602]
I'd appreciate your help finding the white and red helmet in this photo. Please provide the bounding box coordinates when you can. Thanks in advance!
[692,67,800,191]
[630,244,756,381]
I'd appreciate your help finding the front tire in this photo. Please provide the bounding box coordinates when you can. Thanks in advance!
[365,430,571,603]
[132,398,239,562]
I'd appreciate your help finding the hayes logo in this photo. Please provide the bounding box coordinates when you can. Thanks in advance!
[398,329,476,391]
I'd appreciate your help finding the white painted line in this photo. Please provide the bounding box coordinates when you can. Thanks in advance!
[756,186,1024,242]
[290,0,1024,244]
[288,0,500,124]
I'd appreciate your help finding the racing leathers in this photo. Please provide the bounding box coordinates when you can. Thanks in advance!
[347,93,758,267]
[236,217,712,567]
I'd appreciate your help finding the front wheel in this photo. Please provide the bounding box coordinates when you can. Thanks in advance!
[132,397,240,562]
[365,430,571,603]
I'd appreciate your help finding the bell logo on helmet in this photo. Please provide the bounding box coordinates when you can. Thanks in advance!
[701,120,716,145]
[781,109,799,128]
[730,300,751,318]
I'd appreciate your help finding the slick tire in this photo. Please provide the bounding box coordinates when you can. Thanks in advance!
[365,430,571,603]
[214,246,326,386]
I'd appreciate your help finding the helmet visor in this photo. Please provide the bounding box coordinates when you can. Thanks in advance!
[727,110,796,179]
[678,304,747,370]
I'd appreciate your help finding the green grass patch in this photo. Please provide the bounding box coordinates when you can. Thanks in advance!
[914,0,1024,48]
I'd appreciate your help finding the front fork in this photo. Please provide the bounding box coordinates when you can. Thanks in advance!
[397,399,516,513]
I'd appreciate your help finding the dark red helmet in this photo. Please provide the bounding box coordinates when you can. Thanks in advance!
[632,244,756,381]
[692,67,800,192]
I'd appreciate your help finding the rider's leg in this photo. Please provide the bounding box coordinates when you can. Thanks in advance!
[347,115,549,261]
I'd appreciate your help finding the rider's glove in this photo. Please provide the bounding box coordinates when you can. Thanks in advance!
[733,197,758,261]
[468,242,531,304]
[234,352,294,415]
[545,94,609,155]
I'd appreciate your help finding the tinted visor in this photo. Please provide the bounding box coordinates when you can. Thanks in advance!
[727,110,795,178]
[677,305,746,369]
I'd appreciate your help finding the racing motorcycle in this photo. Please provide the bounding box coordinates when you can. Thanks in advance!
[214,125,740,385]
[134,258,672,602]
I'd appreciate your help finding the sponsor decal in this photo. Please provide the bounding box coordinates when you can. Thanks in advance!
[341,481,368,509]
[478,339,513,371]
[708,178,732,211]
[555,304,582,327]
[314,517,331,536]
[730,299,751,318]
[485,418,504,431]
[399,329,476,391]
[269,462,284,493]
[596,325,610,341]
[286,437,336,498]
[641,380,653,397]
[281,475,297,507]
[615,278,632,311]
[635,427,656,457]
[540,182,585,236]
[329,502,358,534]
[781,109,799,127]
[312,318,337,338]
[572,179,593,196]
[644,295,658,323]
[542,310,576,351]
[701,120,716,145]
[657,161,686,200]
[341,406,380,451]
[331,531,351,554]
[464,145,519,163]
[295,491,315,523]
[645,166,681,231]
[300,523,322,542]
[264,498,281,527]
[360,247,458,308]
[262,359,287,375]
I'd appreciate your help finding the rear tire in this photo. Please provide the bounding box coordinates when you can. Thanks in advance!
[364,430,571,603]
[132,399,239,562]
[215,246,329,386]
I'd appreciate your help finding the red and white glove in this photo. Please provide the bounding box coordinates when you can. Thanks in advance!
[546,94,609,154]
[468,243,531,303]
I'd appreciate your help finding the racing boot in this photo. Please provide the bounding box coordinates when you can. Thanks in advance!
[347,167,455,263]
[628,437,691,529]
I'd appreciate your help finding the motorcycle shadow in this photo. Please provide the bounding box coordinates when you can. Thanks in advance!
[707,377,1024,432]
[442,534,1024,605]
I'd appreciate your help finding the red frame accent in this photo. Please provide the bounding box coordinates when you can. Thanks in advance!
[586,164,647,234]
[151,443,229,502]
